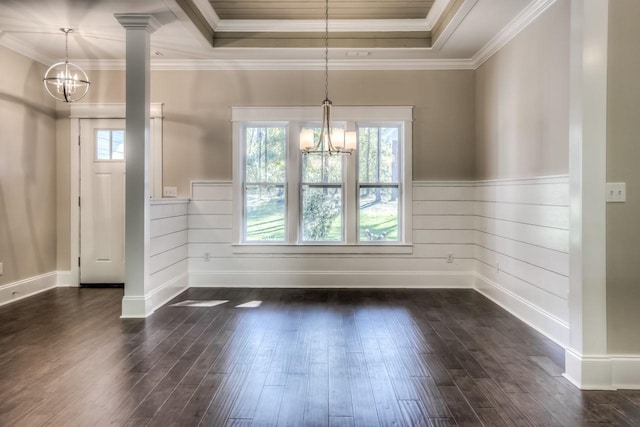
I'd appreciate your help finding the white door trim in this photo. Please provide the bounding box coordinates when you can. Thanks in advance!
[69,103,164,287]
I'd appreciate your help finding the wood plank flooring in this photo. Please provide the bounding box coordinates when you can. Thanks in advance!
[0,287,638,426]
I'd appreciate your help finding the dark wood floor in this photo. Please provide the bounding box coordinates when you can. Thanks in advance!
[0,288,639,427]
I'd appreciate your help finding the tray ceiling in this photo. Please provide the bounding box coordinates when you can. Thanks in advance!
[0,0,540,68]
[210,0,434,20]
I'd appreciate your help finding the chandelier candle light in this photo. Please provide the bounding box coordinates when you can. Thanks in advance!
[299,0,357,155]
[43,28,90,102]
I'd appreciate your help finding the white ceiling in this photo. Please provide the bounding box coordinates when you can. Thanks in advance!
[0,0,547,70]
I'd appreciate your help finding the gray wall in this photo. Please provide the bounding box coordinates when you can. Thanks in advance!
[475,0,570,180]
[0,45,57,285]
[79,68,476,192]
[606,0,640,355]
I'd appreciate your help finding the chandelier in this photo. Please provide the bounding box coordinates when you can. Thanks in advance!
[43,28,90,102]
[299,0,356,155]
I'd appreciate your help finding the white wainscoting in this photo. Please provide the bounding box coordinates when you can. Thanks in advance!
[147,199,189,313]
[473,176,570,347]
[189,181,475,288]
[186,177,569,346]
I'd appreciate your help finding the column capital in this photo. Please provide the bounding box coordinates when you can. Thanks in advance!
[114,14,161,32]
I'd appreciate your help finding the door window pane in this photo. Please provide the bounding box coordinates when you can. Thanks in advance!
[96,129,125,161]
[359,186,399,242]
[302,185,342,242]
[111,131,125,159]
[245,185,286,241]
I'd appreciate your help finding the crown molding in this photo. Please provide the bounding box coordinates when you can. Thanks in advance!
[424,0,455,30]
[201,2,449,32]
[431,0,479,51]
[0,31,53,66]
[471,0,558,68]
[75,58,475,71]
[214,19,430,33]
[191,0,220,29]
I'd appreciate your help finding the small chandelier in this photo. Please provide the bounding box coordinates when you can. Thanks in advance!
[43,28,90,102]
[299,0,356,155]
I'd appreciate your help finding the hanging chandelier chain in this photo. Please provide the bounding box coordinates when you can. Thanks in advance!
[62,28,72,62]
[324,0,329,101]
[299,0,354,155]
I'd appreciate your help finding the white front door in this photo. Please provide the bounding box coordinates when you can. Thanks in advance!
[80,119,126,284]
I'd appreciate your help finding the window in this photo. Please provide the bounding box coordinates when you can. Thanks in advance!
[301,129,344,242]
[358,126,400,242]
[233,106,412,250]
[96,129,125,160]
[243,126,287,242]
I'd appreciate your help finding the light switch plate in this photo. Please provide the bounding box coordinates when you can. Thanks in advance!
[163,186,178,198]
[606,182,626,203]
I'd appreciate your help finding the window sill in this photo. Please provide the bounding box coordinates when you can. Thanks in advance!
[231,244,413,255]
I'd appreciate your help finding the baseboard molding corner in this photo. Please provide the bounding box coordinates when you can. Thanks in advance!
[121,295,153,319]
[56,271,73,287]
[473,273,569,348]
[564,348,616,390]
[563,350,640,390]
[148,272,189,311]
[189,270,475,289]
[612,355,640,390]
[0,271,58,307]
[121,272,189,318]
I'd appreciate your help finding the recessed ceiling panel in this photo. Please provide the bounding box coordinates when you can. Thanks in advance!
[210,0,434,20]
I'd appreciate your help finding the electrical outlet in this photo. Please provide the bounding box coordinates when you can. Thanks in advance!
[204,252,211,262]
[163,186,178,198]
[496,262,500,273]
[447,253,454,263]
[606,182,626,203]
[0,262,3,276]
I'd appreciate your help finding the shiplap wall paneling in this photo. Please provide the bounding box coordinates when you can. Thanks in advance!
[148,200,189,309]
[412,183,476,267]
[473,177,570,346]
[188,182,476,288]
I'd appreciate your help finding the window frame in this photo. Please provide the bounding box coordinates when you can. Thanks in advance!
[240,122,289,243]
[232,106,413,253]
[298,122,347,244]
[355,123,403,245]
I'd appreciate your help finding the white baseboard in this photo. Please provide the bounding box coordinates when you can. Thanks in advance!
[564,349,640,390]
[611,356,640,389]
[121,272,189,318]
[474,273,569,348]
[0,272,58,307]
[563,349,615,390]
[189,270,475,288]
[56,271,72,287]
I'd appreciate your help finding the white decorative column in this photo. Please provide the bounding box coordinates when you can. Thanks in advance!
[565,0,611,389]
[115,14,160,318]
